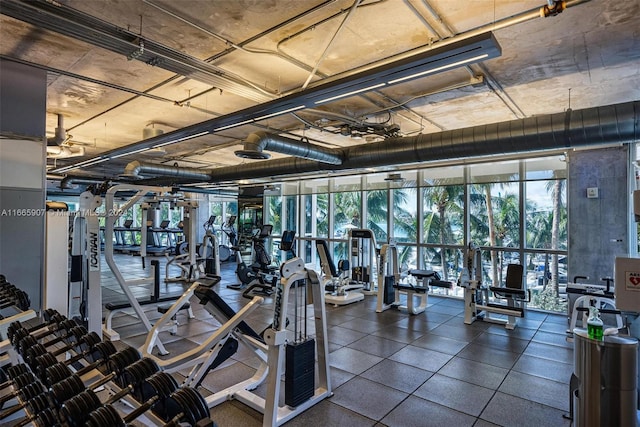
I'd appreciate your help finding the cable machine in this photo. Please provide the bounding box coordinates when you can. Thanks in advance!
[348,228,378,295]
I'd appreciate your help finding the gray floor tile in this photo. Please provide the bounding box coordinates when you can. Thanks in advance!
[523,341,573,364]
[282,400,377,426]
[411,333,469,355]
[431,324,485,341]
[329,346,384,375]
[438,357,509,390]
[414,373,495,417]
[381,395,476,427]
[372,324,425,343]
[480,392,571,427]
[483,323,538,340]
[473,331,530,353]
[330,366,356,389]
[360,359,433,393]
[347,334,407,358]
[340,317,385,334]
[333,376,409,421]
[327,325,368,346]
[512,354,573,384]
[391,315,442,333]
[531,330,573,348]
[456,342,520,369]
[498,370,569,412]
[388,345,453,372]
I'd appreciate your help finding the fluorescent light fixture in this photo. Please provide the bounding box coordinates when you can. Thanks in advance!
[387,54,489,84]
[152,131,209,148]
[111,147,150,159]
[314,83,386,105]
[254,105,306,122]
[54,156,109,172]
[213,119,253,132]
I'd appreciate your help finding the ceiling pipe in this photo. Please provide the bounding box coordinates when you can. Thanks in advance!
[47,113,67,146]
[234,131,343,164]
[122,101,638,182]
[122,160,212,181]
[59,175,108,190]
[203,101,638,182]
[47,145,85,158]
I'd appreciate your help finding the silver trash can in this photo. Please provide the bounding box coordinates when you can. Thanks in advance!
[571,328,638,427]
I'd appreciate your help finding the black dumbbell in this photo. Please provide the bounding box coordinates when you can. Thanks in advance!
[43,344,138,387]
[0,364,31,389]
[82,372,181,427]
[0,289,30,311]
[0,372,40,407]
[0,381,45,419]
[11,317,77,345]
[25,331,102,369]
[5,358,160,426]
[164,386,211,426]
[6,309,63,340]
[10,317,77,349]
[14,321,84,355]
[50,357,159,410]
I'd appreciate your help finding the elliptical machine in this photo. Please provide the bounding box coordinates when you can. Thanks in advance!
[228,224,276,292]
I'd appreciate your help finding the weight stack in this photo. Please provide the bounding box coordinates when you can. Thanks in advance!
[384,275,395,304]
[285,338,315,407]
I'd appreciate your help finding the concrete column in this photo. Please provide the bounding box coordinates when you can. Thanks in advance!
[568,145,630,284]
[0,59,47,310]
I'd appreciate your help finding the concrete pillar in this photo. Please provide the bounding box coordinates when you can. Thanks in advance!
[0,59,47,310]
[568,145,630,285]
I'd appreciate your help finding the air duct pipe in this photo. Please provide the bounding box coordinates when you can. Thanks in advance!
[234,131,343,164]
[123,101,638,183]
[122,160,212,181]
[206,101,638,181]
[59,176,107,189]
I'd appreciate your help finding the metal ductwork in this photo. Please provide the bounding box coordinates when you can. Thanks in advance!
[122,160,212,181]
[59,175,107,189]
[47,145,85,159]
[234,131,343,164]
[123,101,638,183]
[205,101,639,182]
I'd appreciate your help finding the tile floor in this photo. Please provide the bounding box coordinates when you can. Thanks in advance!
[102,253,576,427]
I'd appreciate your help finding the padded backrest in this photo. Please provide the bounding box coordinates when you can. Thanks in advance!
[280,230,296,251]
[505,264,524,290]
[316,239,338,277]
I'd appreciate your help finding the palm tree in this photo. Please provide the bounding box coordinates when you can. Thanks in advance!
[547,177,566,297]
[422,184,464,280]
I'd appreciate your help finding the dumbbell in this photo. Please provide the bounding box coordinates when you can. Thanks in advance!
[42,344,138,387]
[0,381,45,419]
[24,331,102,369]
[3,358,160,425]
[77,372,180,427]
[85,385,209,427]
[0,364,31,389]
[6,309,63,340]
[13,320,83,355]
[0,372,41,406]
[0,289,30,311]
[9,317,77,350]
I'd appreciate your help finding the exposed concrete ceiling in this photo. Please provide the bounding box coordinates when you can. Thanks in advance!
[1,0,639,187]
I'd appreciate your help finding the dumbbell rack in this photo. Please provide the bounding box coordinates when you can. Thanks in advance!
[0,308,215,426]
[0,275,37,366]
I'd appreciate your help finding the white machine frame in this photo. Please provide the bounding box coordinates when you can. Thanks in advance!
[203,257,332,426]
[316,239,364,306]
[103,184,198,353]
[347,228,378,294]
[69,190,103,335]
[459,243,529,330]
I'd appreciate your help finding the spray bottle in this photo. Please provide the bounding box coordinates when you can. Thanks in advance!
[587,306,604,340]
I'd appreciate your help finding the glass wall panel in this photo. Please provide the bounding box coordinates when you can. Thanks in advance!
[422,185,464,245]
[366,189,388,243]
[316,193,328,238]
[469,160,519,183]
[525,180,566,250]
[393,187,417,244]
[332,191,361,238]
[265,195,282,235]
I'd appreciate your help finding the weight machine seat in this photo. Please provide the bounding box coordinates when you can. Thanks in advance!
[316,240,339,278]
[194,285,264,343]
[488,264,529,301]
[407,269,453,289]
